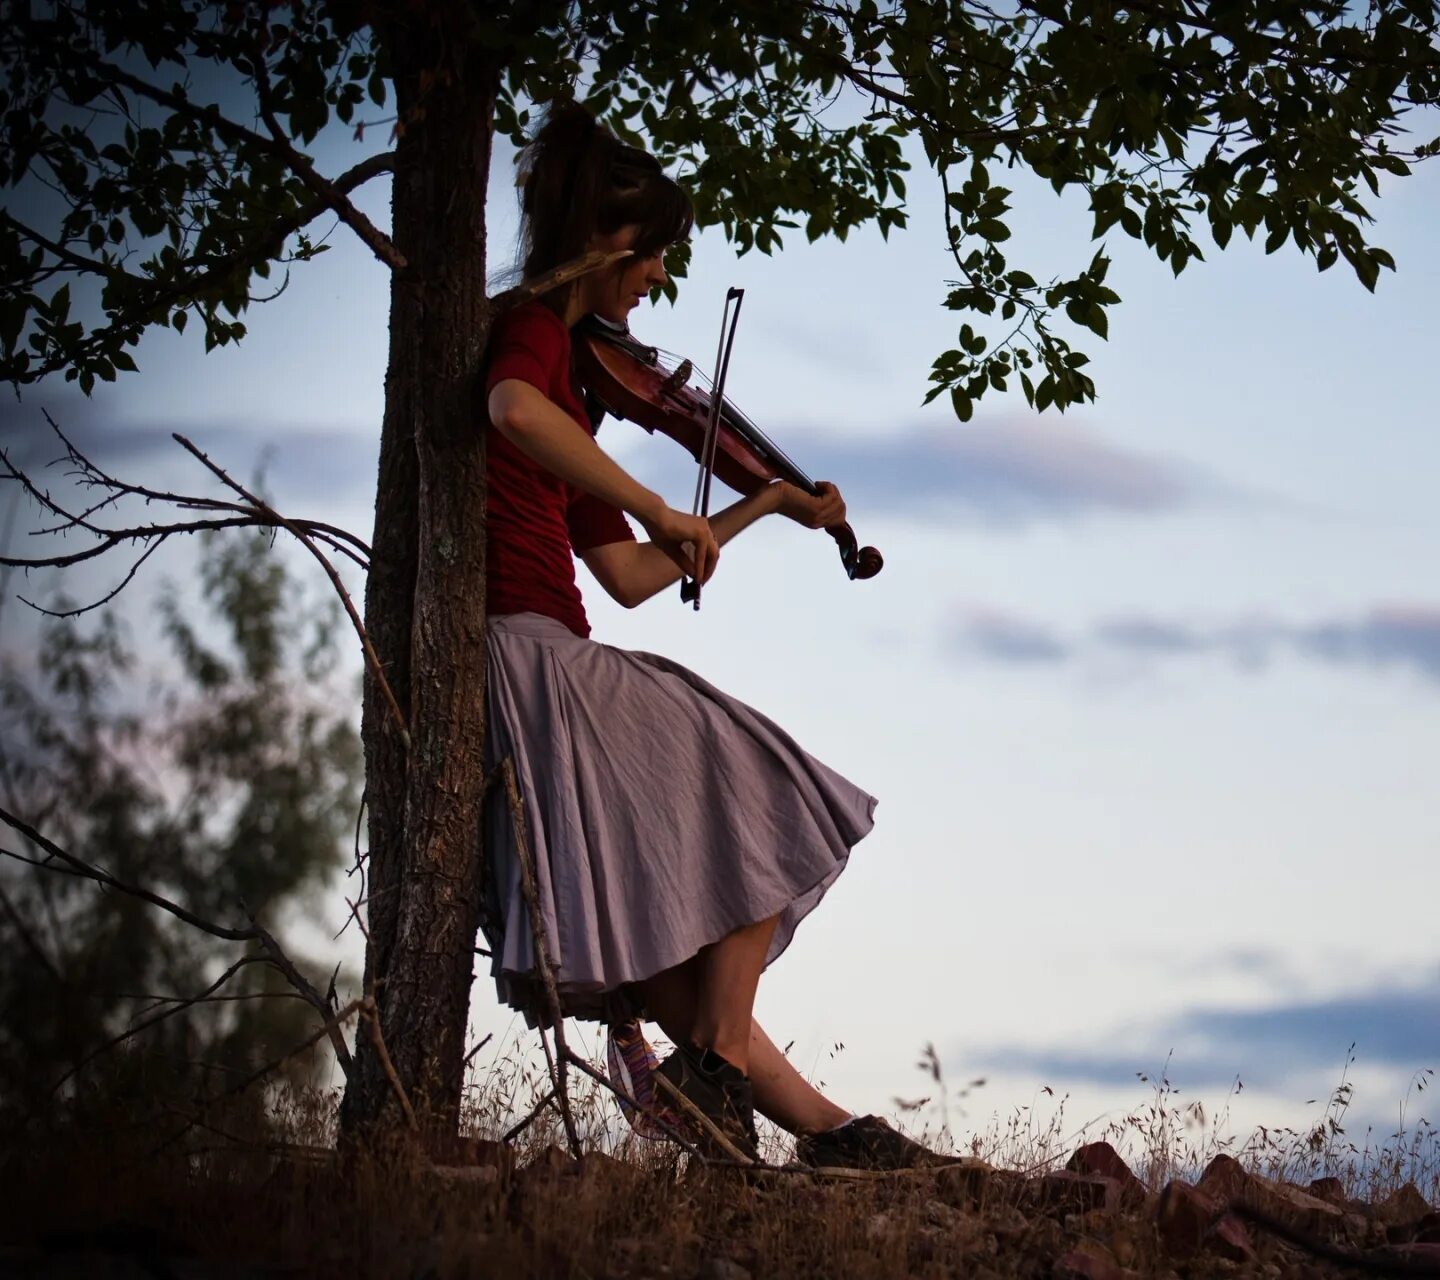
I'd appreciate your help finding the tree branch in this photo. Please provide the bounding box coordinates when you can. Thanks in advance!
[6,147,397,387]
[251,42,406,271]
[0,807,259,943]
[0,211,131,284]
[247,910,354,1079]
[0,877,63,984]
[49,954,266,1094]
[150,998,365,1157]
[172,433,409,750]
[362,994,417,1130]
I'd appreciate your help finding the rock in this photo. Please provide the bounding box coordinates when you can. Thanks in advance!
[1307,1175,1347,1205]
[1053,1238,1126,1280]
[427,1164,499,1188]
[1378,1182,1433,1229]
[1035,1172,1126,1216]
[1156,1181,1217,1258]
[523,1143,574,1172]
[577,1149,644,1193]
[1155,1180,1254,1262]
[924,1201,993,1257]
[987,1204,1031,1242]
[1067,1143,1148,1208]
[1108,1226,1140,1268]
[445,1135,514,1174]
[1196,1154,1346,1238]
[510,1142,579,1197]
[1195,1154,1249,1202]
[1210,1214,1259,1264]
[865,1211,894,1242]
[1374,1243,1440,1269]
[698,1258,752,1280]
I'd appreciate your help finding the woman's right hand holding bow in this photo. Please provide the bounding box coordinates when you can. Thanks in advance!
[637,503,720,585]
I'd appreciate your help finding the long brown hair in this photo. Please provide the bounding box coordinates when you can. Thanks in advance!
[516,100,693,307]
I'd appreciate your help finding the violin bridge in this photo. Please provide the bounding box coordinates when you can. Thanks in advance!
[660,359,693,396]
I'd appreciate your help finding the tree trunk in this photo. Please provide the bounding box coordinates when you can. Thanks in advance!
[341,18,497,1145]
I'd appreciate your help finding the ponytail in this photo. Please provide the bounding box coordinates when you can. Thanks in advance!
[516,100,694,295]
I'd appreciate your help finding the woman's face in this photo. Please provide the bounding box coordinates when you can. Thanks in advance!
[584,224,671,325]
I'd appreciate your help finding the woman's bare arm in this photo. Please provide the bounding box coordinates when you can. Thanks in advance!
[489,377,718,582]
[581,486,781,608]
[583,481,848,609]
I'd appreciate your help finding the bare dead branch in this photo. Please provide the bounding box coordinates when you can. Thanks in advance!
[502,1088,556,1144]
[560,1047,706,1162]
[496,755,581,1158]
[0,876,63,984]
[150,998,365,1157]
[126,990,312,1016]
[18,537,164,619]
[362,995,417,1131]
[459,1032,493,1074]
[0,807,258,942]
[1,421,370,574]
[247,910,354,1079]
[335,790,368,942]
[173,432,409,750]
[50,954,264,1094]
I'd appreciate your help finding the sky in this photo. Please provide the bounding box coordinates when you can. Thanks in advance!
[3,81,1437,1163]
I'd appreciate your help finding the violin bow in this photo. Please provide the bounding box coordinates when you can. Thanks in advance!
[488,248,635,313]
[681,287,745,610]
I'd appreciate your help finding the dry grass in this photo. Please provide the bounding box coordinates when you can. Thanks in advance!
[1,1036,1435,1278]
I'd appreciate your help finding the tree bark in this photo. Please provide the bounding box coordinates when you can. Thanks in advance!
[341,16,497,1145]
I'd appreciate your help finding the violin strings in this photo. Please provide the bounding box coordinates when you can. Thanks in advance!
[647,345,818,494]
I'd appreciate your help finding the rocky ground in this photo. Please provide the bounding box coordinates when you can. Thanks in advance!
[2,1136,1438,1278]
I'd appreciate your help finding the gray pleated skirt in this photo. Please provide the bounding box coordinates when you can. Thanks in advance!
[482,612,877,1027]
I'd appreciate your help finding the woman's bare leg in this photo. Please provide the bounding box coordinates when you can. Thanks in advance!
[638,950,850,1136]
[688,914,778,1073]
[746,1019,851,1135]
[637,915,778,1072]
[639,953,701,1045]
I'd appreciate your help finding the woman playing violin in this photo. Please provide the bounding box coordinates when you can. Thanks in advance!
[482,100,939,1170]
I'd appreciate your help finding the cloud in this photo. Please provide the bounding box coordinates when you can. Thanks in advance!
[622,418,1220,526]
[948,607,1072,663]
[8,394,1222,531]
[975,973,1440,1093]
[1,394,379,501]
[1295,608,1440,682]
[945,605,1440,686]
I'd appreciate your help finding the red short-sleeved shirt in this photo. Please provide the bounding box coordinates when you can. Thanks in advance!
[483,302,635,638]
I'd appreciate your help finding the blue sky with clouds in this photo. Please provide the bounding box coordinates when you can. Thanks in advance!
[3,99,1437,1149]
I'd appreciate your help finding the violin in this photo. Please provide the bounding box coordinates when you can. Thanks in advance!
[571,305,883,597]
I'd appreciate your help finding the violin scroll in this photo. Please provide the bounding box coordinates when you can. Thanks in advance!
[828,523,883,582]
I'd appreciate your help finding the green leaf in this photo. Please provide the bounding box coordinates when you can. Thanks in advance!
[1353,252,1380,292]
[950,386,974,422]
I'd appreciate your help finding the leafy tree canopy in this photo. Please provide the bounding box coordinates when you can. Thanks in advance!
[2,0,1436,416]
[0,524,362,1119]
